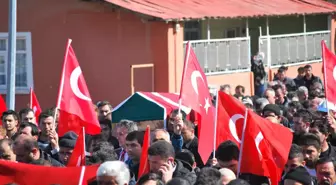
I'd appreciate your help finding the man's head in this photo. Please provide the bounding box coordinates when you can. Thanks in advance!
[2,110,19,132]
[0,138,16,161]
[115,120,138,148]
[19,108,36,124]
[262,104,281,124]
[277,67,287,81]
[235,85,245,96]
[96,161,130,185]
[148,140,175,173]
[297,67,305,78]
[287,101,303,122]
[264,88,276,104]
[19,122,39,140]
[88,142,117,164]
[151,129,170,144]
[316,157,336,185]
[297,86,309,102]
[220,84,231,95]
[255,98,269,116]
[195,167,222,185]
[97,101,113,121]
[272,84,285,104]
[298,133,321,169]
[100,119,112,142]
[309,120,329,146]
[13,134,40,163]
[285,144,305,173]
[304,65,312,78]
[59,131,78,165]
[125,131,144,162]
[219,168,236,185]
[38,109,56,137]
[293,109,312,134]
[182,120,195,142]
[169,109,187,133]
[284,166,312,185]
[215,141,239,174]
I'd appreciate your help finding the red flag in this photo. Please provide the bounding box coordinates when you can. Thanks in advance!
[0,160,98,185]
[30,88,42,124]
[0,95,6,126]
[240,110,293,185]
[322,41,336,105]
[67,127,86,167]
[179,42,215,164]
[56,39,100,136]
[138,126,150,180]
[216,91,247,148]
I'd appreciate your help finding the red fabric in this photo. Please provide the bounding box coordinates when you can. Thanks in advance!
[105,0,336,20]
[30,88,42,124]
[322,41,336,105]
[240,110,293,185]
[216,91,246,148]
[67,127,86,167]
[138,126,150,180]
[56,39,100,136]
[179,42,215,164]
[0,160,98,185]
[0,95,6,126]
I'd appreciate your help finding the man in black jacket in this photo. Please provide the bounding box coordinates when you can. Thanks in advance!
[148,140,197,184]
[13,134,63,167]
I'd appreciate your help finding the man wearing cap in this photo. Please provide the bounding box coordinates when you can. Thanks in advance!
[284,166,314,185]
[262,104,282,124]
[58,131,78,165]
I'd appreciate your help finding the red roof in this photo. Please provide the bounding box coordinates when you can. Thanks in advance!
[105,0,336,20]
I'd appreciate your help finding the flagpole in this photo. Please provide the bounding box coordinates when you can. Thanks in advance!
[54,39,72,124]
[78,166,86,185]
[29,87,32,109]
[213,91,219,158]
[237,108,248,176]
[321,41,330,115]
[178,42,191,114]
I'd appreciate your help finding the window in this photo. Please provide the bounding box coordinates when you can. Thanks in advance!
[0,32,33,94]
[184,21,201,41]
[224,27,241,38]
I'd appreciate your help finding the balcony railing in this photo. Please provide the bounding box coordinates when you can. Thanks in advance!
[259,30,330,67]
[183,37,251,75]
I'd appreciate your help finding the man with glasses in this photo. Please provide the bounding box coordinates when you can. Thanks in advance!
[115,119,138,162]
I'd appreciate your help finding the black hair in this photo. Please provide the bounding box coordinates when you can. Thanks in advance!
[288,144,303,161]
[19,122,39,137]
[126,131,145,146]
[148,140,175,159]
[38,109,54,123]
[14,136,39,152]
[88,142,117,164]
[298,67,305,73]
[215,140,239,162]
[304,64,312,69]
[316,157,336,172]
[184,120,195,130]
[97,101,112,109]
[167,178,191,185]
[298,133,321,151]
[310,119,329,135]
[19,108,34,118]
[30,158,52,166]
[235,85,245,94]
[138,173,165,185]
[293,109,313,123]
[171,109,187,120]
[1,110,19,121]
[195,167,221,185]
[288,101,303,110]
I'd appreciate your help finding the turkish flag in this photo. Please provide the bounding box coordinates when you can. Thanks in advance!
[0,95,6,125]
[56,39,100,136]
[138,126,150,180]
[30,88,42,124]
[179,42,215,164]
[322,41,336,105]
[67,127,86,167]
[240,110,293,185]
[216,91,247,148]
[0,160,98,185]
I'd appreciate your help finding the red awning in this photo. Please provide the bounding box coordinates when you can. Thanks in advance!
[105,0,336,20]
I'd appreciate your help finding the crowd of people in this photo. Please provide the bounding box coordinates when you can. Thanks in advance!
[0,63,336,185]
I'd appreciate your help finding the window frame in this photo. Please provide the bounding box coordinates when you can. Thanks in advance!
[0,32,33,94]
